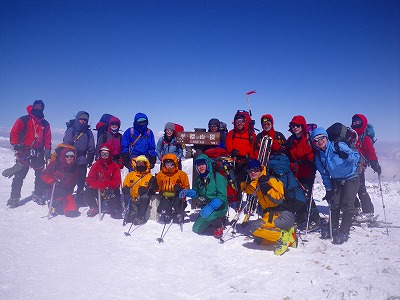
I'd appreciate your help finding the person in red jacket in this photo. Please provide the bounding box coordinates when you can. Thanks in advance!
[254,114,286,159]
[85,144,122,218]
[41,147,80,217]
[225,111,257,206]
[351,114,381,222]
[6,100,52,208]
[285,115,321,229]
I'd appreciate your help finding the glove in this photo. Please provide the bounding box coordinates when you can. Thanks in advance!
[44,150,51,160]
[258,175,272,194]
[370,160,382,175]
[323,190,334,202]
[122,186,130,195]
[231,149,239,158]
[179,189,197,199]
[13,144,25,151]
[336,150,349,159]
[138,186,147,196]
[200,198,223,218]
[148,155,156,169]
[173,184,182,195]
[122,152,131,169]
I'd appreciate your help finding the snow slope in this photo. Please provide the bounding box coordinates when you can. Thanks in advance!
[0,147,399,300]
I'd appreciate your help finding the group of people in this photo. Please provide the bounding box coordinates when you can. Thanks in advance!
[4,100,382,256]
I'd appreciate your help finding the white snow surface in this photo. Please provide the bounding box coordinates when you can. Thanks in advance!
[0,147,399,300]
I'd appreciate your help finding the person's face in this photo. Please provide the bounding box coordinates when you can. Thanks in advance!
[196,163,207,174]
[247,168,261,181]
[65,153,75,164]
[209,124,219,132]
[100,151,110,159]
[110,122,119,131]
[290,123,303,135]
[313,135,327,150]
[235,118,245,130]
[262,121,273,132]
[79,118,88,125]
[163,159,175,169]
[165,129,174,136]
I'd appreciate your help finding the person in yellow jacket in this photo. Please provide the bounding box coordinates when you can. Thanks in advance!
[240,159,297,256]
[156,153,190,224]
[122,155,157,225]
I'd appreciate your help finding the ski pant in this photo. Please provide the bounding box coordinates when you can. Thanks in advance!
[329,177,359,235]
[157,195,187,216]
[354,171,374,214]
[75,164,88,194]
[52,194,78,214]
[239,210,295,243]
[84,187,121,212]
[129,195,151,219]
[296,177,320,224]
[10,152,45,199]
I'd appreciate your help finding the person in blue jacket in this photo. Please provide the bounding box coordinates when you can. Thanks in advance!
[121,112,157,171]
[311,127,360,245]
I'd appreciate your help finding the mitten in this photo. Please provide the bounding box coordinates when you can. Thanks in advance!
[258,175,272,194]
[179,189,196,199]
[122,186,130,195]
[44,150,51,160]
[122,152,131,169]
[199,198,223,218]
[138,186,147,196]
[173,184,182,195]
[370,160,382,175]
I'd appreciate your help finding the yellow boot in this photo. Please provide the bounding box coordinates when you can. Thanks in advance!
[288,227,298,248]
[274,230,290,256]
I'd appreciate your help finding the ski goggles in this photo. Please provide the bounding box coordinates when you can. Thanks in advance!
[234,119,245,125]
[163,160,175,168]
[261,117,272,124]
[313,135,326,143]
[65,154,75,159]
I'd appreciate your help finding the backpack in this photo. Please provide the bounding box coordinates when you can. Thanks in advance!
[204,147,238,204]
[49,143,76,164]
[266,155,307,212]
[95,114,114,142]
[360,123,376,144]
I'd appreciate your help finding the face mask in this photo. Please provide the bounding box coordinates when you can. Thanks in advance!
[31,109,44,119]
[136,165,147,172]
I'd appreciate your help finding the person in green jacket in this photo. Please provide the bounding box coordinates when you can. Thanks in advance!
[179,154,228,238]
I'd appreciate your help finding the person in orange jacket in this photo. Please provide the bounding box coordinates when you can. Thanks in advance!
[156,153,190,224]
[85,144,122,219]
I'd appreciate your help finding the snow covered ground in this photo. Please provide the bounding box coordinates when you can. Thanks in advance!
[1,146,400,300]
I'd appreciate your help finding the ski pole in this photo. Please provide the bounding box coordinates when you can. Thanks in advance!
[156,195,176,243]
[378,174,389,235]
[328,200,333,240]
[124,222,135,236]
[98,189,102,221]
[304,187,314,237]
[47,182,56,219]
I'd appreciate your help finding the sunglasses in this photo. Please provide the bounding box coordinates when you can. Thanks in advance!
[110,122,119,126]
[164,161,175,168]
[100,151,110,157]
[235,119,245,124]
[137,121,147,125]
[262,118,272,123]
[290,123,301,129]
[65,155,75,159]
[313,136,326,143]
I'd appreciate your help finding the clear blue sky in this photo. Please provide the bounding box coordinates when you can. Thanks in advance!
[1,0,399,141]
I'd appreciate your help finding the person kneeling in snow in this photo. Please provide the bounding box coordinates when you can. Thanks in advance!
[41,147,80,217]
[85,144,122,219]
[239,159,297,256]
[179,154,228,239]
[122,155,157,225]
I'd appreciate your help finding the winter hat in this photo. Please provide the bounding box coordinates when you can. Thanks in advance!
[311,127,328,140]
[109,116,121,126]
[65,151,75,156]
[164,122,175,131]
[208,118,220,127]
[136,155,148,163]
[247,159,262,171]
[261,114,274,126]
[79,113,89,120]
[99,145,110,152]
[137,117,147,123]
[32,100,45,110]
[234,113,246,121]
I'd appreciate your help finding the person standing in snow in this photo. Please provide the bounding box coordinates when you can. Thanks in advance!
[254,114,286,158]
[121,112,157,171]
[179,154,228,239]
[311,127,360,245]
[285,115,321,230]
[156,122,183,169]
[351,114,381,222]
[95,116,123,168]
[238,159,297,256]
[155,153,190,224]
[63,111,95,205]
[5,100,52,208]
[85,144,122,218]
[41,147,80,217]
[121,155,157,225]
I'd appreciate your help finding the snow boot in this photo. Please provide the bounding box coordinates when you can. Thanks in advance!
[7,197,20,208]
[332,233,349,245]
[288,227,298,248]
[87,208,99,218]
[274,230,290,256]
[214,227,223,239]
[65,210,81,218]
[2,161,24,178]
[355,212,374,222]
[32,193,46,205]
[133,216,145,225]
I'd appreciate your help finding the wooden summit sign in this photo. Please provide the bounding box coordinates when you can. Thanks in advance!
[176,132,220,145]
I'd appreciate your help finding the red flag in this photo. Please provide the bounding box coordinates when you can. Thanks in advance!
[246,90,256,95]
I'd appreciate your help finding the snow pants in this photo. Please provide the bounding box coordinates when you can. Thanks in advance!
[354,171,374,214]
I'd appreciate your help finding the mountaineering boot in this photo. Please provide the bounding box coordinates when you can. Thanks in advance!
[7,197,20,208]
[176,213,184,224]
[87,208,99,218]
[355,212,374,222]
[158,213,171,224]
[288,227,298,248]
[214,227,223,239]
[332,232,349,245]
[274,230,290,256]
[32,193,46,205]
[133,216,145,225]
[320,227,338,240]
